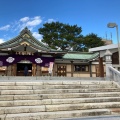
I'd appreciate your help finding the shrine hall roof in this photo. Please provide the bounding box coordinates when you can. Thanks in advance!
[0,27,61,53]
[0,27,99,61]
[62,52,99,61]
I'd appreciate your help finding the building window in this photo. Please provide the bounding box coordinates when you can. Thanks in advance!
[74,65,89,72]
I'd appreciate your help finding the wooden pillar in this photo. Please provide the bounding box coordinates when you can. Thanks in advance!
[99,57,104,77]
[89,62,92,77]
[12,64,17,76]
[6,66,8,76]
[71,61,74,77]
[32,64,36,76]
[53,63,56,76]
[36,65,41,76]
[7,65,12,76]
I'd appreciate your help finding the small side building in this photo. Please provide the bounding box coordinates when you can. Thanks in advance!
[89,43,120,77]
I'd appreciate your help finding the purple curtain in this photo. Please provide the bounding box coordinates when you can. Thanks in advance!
[0,55,55,67]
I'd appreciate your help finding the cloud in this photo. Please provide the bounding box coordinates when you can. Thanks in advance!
[0,16,55,33]
[0,25,10,31]
[32,32,43,41]
[46,19,55,23]
[20,17,29,22]
[26,16,42,27]
[16,16,43,31]
[0,16,56,41]
[0,38,5,43]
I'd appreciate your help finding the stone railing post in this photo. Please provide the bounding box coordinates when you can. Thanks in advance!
[104,49,112,80]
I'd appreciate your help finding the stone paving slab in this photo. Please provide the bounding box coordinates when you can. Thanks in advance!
[56,115,120,120]
[0,76,106,80]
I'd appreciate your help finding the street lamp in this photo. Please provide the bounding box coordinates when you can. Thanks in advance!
[107,22,120,65]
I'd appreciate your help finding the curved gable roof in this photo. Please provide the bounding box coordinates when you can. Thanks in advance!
[0,27,57,52]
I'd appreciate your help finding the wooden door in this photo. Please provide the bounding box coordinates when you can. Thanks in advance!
[57,65,66,76]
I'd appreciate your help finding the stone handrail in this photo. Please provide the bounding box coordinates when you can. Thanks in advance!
[108,66,120,84]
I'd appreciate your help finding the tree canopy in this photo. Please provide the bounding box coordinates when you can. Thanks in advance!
[39,22,83,51]
[38,22,105,51]
[73,33,105,52]
[83,33,105,50]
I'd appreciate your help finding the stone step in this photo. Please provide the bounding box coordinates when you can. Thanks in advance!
[33,85,115,89]
[0,90,120,99]
[0,86,33,90]
[0,105,46,114]
[1,102,120,115]
[1,88,120,95]
[1,92,120,102]
[0,99,51,107]
[32,88,120,94]
[1,93,120,103]
[0,84,116,90]
[0,81,114,86]
[52,97,120,105]
[45,102,120,112]
[0,80,119,120]
[0,109,111,120]
[0,76,106,80]
[110,108,120,114]
[42,81,113,85]
[1,96,120,107]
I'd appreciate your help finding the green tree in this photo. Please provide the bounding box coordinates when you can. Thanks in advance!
[82,33,105,52]
[38,22,83,51]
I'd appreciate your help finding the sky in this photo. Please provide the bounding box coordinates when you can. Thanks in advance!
[0,0,120,44]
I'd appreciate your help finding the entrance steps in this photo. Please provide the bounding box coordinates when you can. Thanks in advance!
[0,80,120,120]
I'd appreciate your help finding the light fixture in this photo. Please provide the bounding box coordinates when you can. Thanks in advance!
[107,22,120,64]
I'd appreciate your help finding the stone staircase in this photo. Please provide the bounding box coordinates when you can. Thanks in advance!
[0,80,120,120]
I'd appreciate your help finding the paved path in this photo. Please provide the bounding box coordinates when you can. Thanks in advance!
[57,115,120,120]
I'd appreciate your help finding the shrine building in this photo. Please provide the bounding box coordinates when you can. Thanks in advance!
[0,27,101,77]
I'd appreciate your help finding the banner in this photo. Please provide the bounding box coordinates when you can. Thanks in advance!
[48,62,54,74]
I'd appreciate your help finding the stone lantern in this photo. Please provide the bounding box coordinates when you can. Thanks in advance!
[104,49,112,79]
